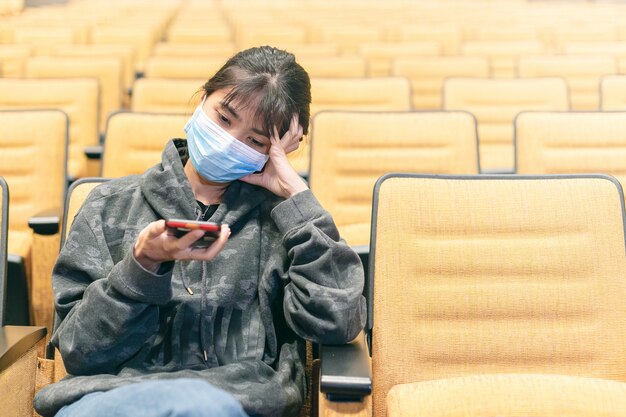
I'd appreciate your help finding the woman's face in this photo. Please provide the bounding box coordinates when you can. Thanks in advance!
[201,89,271,155]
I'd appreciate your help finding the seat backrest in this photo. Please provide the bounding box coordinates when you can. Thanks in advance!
[0,45,31,77]
[391,56,490,109]
[289,77,412,175]
[443,77,569,173]
[515,111,626,188]
[0,176,8,326]
[51,44,136,91]
[397,25,461,55]
[563,41,626,61]
[13,26,85,54]
[461,40,545,77]
[152,42,235,59]
[358,41,440,76]
[0,78,99,180]
[235,25,307,50]
[0,110,68,232]
[310,77,412,115]
[274,43,340,57]
[296,55,367,78]
[62,178,110,244]
[131,78,203,114]
[370,173,626,417]
[24,56,123,132]
[553,26,619,52]
[518,55,617,110]
[601,75,626,110]
[102,112,187,177]
[90,26,157,72]
[166,23,232,44]
[313,25,384,53]
[143,56,225,80]
[309,111,479,246]
[473,26,540,42]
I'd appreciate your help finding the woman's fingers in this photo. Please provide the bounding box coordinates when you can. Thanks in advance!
[146,219,167,239]
[171,229,206,251]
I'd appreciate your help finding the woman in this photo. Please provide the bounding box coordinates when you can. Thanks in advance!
[34,46,366,417]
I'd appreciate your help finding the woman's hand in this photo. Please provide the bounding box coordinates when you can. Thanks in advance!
[133,220,231,272]
[240,114,309,199]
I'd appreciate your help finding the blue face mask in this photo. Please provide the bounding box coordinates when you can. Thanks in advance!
[185,101,269,183]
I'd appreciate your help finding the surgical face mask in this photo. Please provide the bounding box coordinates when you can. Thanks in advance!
[185,101,269,183]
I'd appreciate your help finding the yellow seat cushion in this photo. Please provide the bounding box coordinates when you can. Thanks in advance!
[387,374,626,417]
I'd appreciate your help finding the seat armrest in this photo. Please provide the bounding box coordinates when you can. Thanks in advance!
[28,208,60,235]
[320,331,372,402]
[0,325,47,373]
[84,145,103,160]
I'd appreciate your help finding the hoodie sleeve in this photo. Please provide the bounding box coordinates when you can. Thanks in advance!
[51,207,173,376]
[271,190,366,345]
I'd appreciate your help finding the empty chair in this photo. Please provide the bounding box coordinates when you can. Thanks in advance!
[391,56,490,109]
[321,173,626,417]
[443,77,569,173]
[0,110,68,329]
[131,78,203,114]
[143,57,225,80]
[309,111,479,247]
[518,55,617,110]
[601,75,626,110]
[290,77,412,175]
[296,55,367,78]
[24,56,124,132]
[0,172,48,417]
[102,112,187,177]
[0,78,99,180]
[462,40,545,77]
[358,41,440,76]
[515,111,626,189]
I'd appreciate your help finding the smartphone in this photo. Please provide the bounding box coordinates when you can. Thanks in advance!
[165,219,221,248]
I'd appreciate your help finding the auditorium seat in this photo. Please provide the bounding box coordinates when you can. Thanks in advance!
[443,77,569,173]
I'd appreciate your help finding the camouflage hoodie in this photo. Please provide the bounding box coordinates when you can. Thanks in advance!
[34,139,366,417]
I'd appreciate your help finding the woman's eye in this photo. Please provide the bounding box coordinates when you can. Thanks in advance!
[249,138,266,148]
[217,112,230,125]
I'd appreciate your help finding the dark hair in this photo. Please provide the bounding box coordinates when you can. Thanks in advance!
[202,46,312,137]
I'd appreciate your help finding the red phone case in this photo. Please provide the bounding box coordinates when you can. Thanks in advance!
[165,220,220,232]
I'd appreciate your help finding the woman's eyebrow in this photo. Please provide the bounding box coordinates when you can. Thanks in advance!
[219,101,240,120]
[249,125,268,138]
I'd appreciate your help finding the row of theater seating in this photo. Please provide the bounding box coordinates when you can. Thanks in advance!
[4,107,626,331]
[2,74,626,180]
[5,172,626,417]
